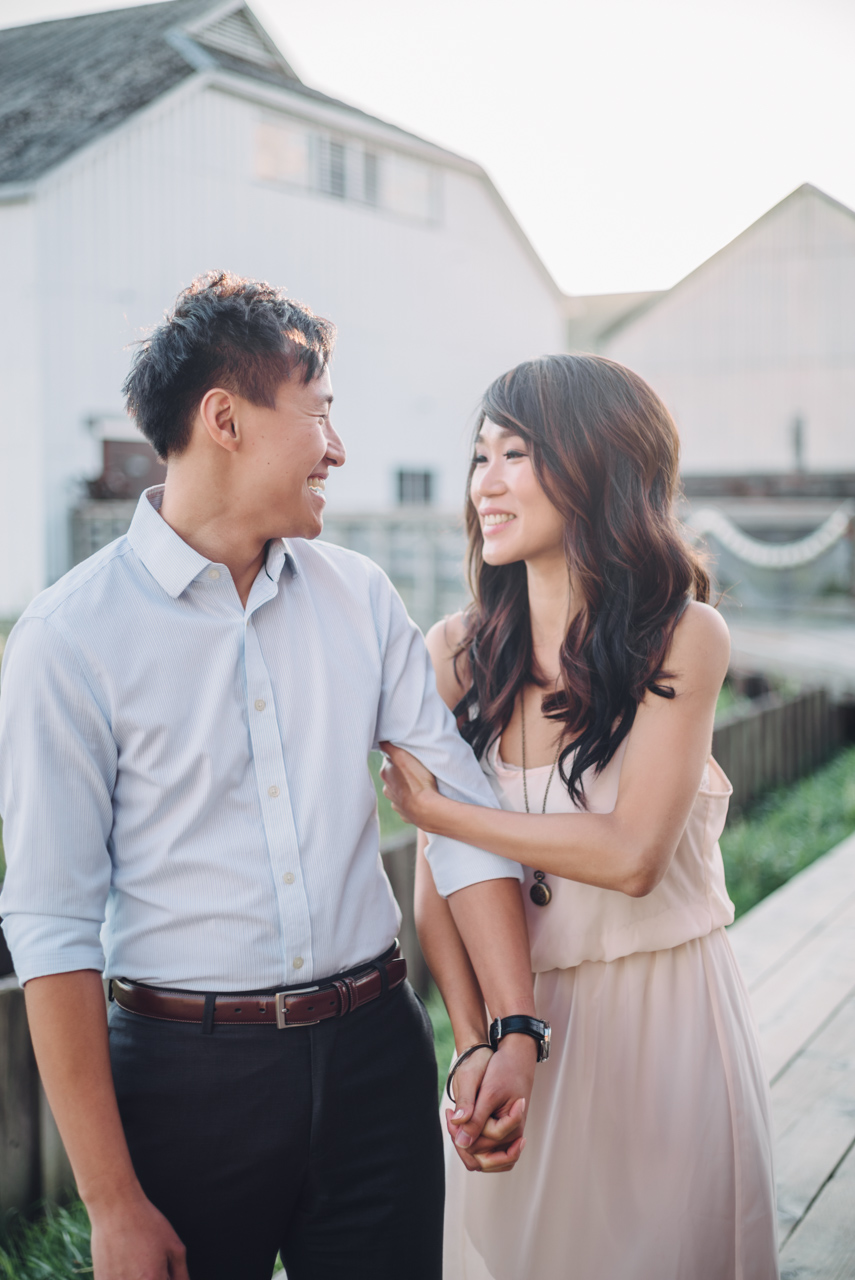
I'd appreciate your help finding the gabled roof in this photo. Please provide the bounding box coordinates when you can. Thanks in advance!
[600,183,855,344]
[0,0,303,184]
[564,290,664,352]
[0,0,562,296]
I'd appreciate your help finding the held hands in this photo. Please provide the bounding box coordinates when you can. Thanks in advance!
[446,1035,537,1174]
[378,742,440,829]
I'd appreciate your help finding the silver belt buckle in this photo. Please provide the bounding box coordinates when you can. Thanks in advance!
[275,984,320,1029]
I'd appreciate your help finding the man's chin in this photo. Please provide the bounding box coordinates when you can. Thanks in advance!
[274,514,324,542]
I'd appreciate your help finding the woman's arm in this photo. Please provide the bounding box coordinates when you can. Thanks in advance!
[385,603,730,899]
[412,616,529,1172]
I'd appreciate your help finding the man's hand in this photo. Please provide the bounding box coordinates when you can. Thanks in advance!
[23,972,187,1280]
[89,1187,189,1279]
[446,1035,537,1173]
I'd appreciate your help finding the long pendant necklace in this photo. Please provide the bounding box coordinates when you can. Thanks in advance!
[520,693,562,907]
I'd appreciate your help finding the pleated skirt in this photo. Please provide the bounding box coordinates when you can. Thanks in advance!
[443,928,779,1280]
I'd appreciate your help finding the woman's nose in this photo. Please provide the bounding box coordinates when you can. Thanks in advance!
[474,463,505,497]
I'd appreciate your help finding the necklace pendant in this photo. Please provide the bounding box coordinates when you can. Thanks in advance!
[530,872,552,907]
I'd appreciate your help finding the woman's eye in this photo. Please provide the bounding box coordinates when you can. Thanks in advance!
[473,453,487,465]
[505,450,527,459]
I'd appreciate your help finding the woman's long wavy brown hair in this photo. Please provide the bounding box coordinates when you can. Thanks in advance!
[454,353,710,805]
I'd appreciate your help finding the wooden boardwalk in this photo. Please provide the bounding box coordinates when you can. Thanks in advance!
[728,830,855,1278]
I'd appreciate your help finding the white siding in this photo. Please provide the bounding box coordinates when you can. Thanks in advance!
[602,188,855,474]
[18,77,562,595]
[0,199,44,616]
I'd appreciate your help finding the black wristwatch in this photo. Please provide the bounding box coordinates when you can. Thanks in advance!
[489,1015,551,1063]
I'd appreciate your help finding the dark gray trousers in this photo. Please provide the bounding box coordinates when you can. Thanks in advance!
[108,979,444,1280]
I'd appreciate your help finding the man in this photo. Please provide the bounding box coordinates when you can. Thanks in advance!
[0,273,543,1280]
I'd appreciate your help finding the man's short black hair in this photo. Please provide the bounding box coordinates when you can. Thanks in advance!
[123,271,336,458]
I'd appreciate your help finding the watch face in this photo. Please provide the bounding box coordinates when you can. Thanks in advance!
[541,1023,551,1062]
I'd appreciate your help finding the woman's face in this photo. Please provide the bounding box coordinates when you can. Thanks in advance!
[470,419,566,567]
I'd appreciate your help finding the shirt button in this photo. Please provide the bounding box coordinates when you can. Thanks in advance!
[282,871,295,885]
[255,699,266,712]
[268,785,280,798]
[207,568,220,580]
[293,956,304,970]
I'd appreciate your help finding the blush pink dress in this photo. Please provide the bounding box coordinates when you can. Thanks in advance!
[442,738,779,1280]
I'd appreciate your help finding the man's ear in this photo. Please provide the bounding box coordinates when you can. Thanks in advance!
[198,388,241,453]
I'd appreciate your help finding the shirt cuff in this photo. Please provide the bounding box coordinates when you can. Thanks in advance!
[2,916,106,985]
[425,834,524,899]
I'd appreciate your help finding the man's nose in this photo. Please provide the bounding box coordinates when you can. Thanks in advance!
[325,421,346,468]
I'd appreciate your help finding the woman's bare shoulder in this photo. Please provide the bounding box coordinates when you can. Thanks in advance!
[425,611,470,709]
[668,601,730,684]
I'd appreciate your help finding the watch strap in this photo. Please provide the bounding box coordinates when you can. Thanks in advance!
[489,1015,551,1063]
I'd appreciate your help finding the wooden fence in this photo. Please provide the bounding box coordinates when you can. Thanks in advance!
[712,686,842,812]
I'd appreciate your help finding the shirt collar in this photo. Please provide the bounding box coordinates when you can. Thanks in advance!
[127,487,296,599]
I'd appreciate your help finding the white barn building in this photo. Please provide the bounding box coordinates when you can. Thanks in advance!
[0,0,563,618]
[568,184,855,479]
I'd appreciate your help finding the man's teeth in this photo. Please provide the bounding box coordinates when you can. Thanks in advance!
[483,513,515,526]
[308,478,326,493]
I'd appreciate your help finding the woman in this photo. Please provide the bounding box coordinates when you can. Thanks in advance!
[380,354,778,1280]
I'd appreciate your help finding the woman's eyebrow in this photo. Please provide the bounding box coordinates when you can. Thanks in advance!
[475,426,517,443]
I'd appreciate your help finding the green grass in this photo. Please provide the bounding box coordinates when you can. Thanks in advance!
[720,742,855,918]
[0,1201,92,1278]
[714,680,753,721]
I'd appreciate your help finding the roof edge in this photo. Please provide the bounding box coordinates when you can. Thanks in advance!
[0,182,35,204]
[603,182,855,343]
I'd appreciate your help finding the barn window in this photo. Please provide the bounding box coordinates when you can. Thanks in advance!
[383,153,438,221]
[256,116,440,222]
[197,11,283,70]
[397,470,434,506]
[316,137,347,198]
[256,119,310,187]
[364,151,379,206]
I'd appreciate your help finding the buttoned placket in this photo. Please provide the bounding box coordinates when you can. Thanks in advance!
[240,564,314,983]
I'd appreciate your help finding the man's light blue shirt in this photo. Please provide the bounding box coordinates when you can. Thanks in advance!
[0,488,521,989]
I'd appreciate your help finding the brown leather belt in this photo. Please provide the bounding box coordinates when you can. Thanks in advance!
[111,947,407,1029]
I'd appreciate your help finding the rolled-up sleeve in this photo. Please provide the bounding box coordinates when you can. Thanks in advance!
[0,617,117,983]
[371,571,523,898]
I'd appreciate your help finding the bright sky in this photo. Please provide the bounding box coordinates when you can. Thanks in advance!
[3,0,855,294]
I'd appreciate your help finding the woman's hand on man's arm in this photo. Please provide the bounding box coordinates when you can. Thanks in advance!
[386,603,731,898]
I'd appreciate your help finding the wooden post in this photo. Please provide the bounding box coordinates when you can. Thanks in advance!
[381,832,430,996]
[0,976,40,1212]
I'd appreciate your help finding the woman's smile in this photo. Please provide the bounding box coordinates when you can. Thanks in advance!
[480,509,517,534]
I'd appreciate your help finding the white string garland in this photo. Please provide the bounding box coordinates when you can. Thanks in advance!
[685,501,854,570]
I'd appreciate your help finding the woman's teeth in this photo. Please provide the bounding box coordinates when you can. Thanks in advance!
[308,478,326,494]
[482,513,515,526]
